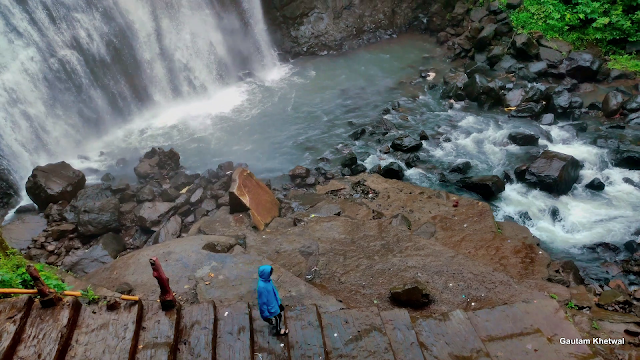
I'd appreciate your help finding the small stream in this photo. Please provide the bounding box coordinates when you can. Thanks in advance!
[23,34,640,284]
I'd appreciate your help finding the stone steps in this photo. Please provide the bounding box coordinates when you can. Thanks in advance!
[0,296,596,360]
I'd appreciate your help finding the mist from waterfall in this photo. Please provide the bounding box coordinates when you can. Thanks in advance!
[0,0,278,189]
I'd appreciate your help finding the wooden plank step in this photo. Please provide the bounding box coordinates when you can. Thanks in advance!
[321,307,394,360]
[0,296,33,360]
[413,309,491,360]
[13,297,81,360]
[250,306,289,360]
[467,303,561,360]
[380,309,425,360]
[176,302,215,360]
[135,302,179,360]
[66,301,141,360]
[216,302,251,360]
[286,305,325,360]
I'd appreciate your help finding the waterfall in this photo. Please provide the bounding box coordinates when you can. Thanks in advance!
[0,0,278,198]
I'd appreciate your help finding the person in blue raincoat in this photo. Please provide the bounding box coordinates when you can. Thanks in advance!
[257,265,288,335]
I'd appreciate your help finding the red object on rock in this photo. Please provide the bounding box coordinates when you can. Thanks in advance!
[149,257,177,311]
[26,264,62,308]
[453,200,459,208]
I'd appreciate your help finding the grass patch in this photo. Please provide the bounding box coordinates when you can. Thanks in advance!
[609,54,640,72]
[0,248,69,298]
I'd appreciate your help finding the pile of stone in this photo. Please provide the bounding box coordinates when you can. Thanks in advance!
[21,148,280,276]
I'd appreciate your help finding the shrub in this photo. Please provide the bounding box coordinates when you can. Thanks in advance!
[0,248,69,297]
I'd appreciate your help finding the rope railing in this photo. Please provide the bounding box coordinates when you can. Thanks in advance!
[0,257,175,309]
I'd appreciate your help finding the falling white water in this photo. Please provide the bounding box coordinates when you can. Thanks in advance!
[0,0,279,191]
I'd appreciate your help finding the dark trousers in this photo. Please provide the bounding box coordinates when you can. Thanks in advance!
[265,312,283,332]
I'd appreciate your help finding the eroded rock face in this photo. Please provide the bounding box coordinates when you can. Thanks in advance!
[518,150,582,195]
[263,0,432,56]
[563,52,603,83]
[229,168,279,231]
[25,161,86,210]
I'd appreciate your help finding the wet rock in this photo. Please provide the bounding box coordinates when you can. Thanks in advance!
[349,128,367,141]
[170,171,198,191]
[569,96,583,109]
[456,175,506,200]
[380,162,405,180]
[449,160,472,175]
[550,90,571,115]
[564,52,603,83]
[612,148,640,170]
[160,188,180,202]
[136,185,156,203]
[487,46,506,67]
[528,61,548,75]
[61,241,116,276]
[289,166,311,180]
[98,232,126,258]
[622,95,640,113]
[511,34,539,60]
[547,260,584,287]
[469,8,488,22]
[598,289,628,306]
[115,158,127,168]
[14,203,37,214]
[341,151,358,168]
[389,282,430,308]
[559,121,587,133]
[518,150,582,195]
[341,168,352,177]
[504,88,525,107]
[602,91,624,118]
[549,206,562,222]
[587,102,602,111]
[437,32,450,44]
[494,20,513,37]
[134,148,180,180]
[507,132,539,146]
[115,282,134,295]
[441,71,468,100]
[391,135,422,153]
[350,163,367,175]
[585,178,605,191]
[229,168,279,231]
[510,102,545,118]
[49,223,76,241]
[190,187,205,206]
[463,73,501,106]
[608,279,629,294]
[134,202,175,230]
[148,215,182,245]
[100,173,115,184]
[539,38,572,53]
[418,130,429,141]
[516,68,537,82]
[77,197,120,237]
[25,161,86,210]
[390,214,412,230]
[539,47,564,67]
[474,24,496,51]
[539,113,556,125]
[506,0,523,9]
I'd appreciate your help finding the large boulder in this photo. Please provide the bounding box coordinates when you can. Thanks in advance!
[229,168,280,231]
[380,162,405,180]
[389,282,431,308]
[133,147,181,180]
[510,102,545,118]
[602,91,624,118]
[511,34,539,60]
[77,197,120,237]
[457,175,506,200]
[518,150,581,195]
[25,161,86,210]
[148,215,182,245]
[134,202,175,230]
[563,52,603,83]
[508,132,540,146]
[612,149,640,170]
[539,47,564,67]
[463,73,501,106]
[391,135,423,153]
[623,95,640,113]
[474,24,496,51]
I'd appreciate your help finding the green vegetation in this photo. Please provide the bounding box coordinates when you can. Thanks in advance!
[0,248,69,298]
[549,293,558,300]
[507,0,640,71]
[591,320,600,330]
[81,286,100,304]
[566,300,579,310]
[609,54,640,72]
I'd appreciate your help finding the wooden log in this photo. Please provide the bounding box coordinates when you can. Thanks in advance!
[286,305,325,360]
[251,305,289,360]
[66,301,141,360]
[26,264,62,308]
[216,302,251,360]
[13,297,81,360]
[176,302,215,360]
[0,296,33,360]
[135,301,180,360]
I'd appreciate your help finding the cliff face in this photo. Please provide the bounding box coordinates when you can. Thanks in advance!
[262,0,449,56]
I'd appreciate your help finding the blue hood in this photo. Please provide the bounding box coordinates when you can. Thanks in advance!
[256,264,281,320]
[258,265,272,282]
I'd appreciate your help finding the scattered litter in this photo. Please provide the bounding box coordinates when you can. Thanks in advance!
[449,284,452,286]
[526,344,532,350]
[334,333,338,337]
[426,72,436,81]
[462,295,466,298]
[180,185,191,194]
[224,312,229,316]
[508,240,511,243]
[209,273,215,278]
[139,345,143,349]
[205,282,210,285]
[184,285,190,289]
[280,344,284,347]
[504,107,516,111]
[453,200,459,208]
[373,300,378,304]
[464,224,467,228]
